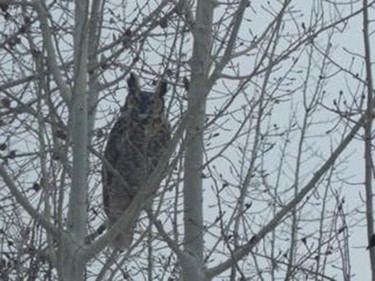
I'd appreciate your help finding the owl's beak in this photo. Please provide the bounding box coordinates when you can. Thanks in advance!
[138,113,149,120]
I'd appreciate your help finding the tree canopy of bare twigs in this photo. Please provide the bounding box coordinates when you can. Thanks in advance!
[0,0,374,280]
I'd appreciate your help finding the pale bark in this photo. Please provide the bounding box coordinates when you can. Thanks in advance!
[33,0,71,102]
[87,0,103,139]
[362,0,375,279]
[62,0,90,280]
[182,0,214,280]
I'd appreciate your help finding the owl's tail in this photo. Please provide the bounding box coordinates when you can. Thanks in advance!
[104,192,139,250]
[107,220,136,250]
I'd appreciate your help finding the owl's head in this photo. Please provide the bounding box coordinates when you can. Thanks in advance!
[123,73,167,123]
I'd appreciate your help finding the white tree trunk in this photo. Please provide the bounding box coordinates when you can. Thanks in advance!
[182,0,214,280]
[362,0,375,279]
[62,1,89,280]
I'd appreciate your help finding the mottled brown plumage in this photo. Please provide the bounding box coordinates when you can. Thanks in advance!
[102,73,171,248]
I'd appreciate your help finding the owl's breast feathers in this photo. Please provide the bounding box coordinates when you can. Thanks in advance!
[103,113,170,195]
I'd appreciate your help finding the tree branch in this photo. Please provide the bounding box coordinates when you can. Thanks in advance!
[207,114,366,278]
[33,0,72,103]
[0,164,59,238]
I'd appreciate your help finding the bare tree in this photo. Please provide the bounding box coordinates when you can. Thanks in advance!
[362,0,375,280]
[0,0,374,280]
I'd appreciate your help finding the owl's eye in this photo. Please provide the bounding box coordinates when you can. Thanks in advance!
[135,93,153,113]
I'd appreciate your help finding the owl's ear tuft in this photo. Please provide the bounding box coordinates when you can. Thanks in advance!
[127,73,140,94]
[156,80,168,98]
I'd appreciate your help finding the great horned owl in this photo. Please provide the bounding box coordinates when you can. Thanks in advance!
[102,73,171,249]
